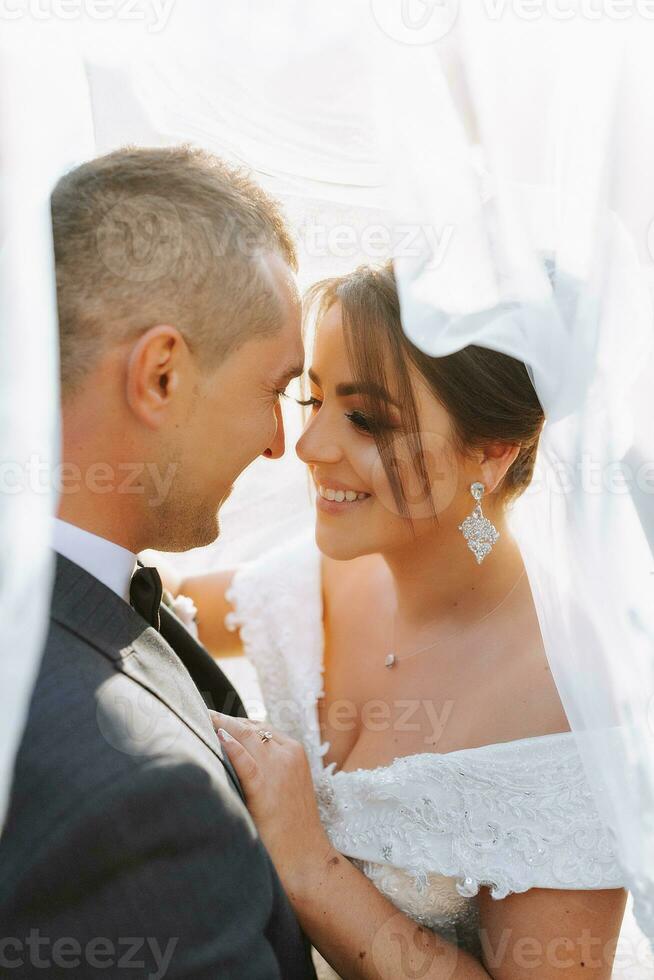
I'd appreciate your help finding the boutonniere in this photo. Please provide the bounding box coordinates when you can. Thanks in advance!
[162,590,199,640]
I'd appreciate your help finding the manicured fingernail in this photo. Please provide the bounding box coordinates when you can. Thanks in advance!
[217,728,234,743]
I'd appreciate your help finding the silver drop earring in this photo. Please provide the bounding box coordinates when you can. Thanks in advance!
[458,481,499,564]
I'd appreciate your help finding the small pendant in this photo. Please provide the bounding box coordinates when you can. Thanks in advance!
[385,653,397,669]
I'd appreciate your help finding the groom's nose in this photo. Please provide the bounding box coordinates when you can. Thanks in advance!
[263,401,286,460]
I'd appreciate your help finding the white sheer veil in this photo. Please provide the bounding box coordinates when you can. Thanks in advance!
[370,10,654,938]
[0,34,94,832]
[13,1,651,946]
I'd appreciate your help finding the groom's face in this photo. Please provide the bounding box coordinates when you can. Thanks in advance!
[157,260,304,551]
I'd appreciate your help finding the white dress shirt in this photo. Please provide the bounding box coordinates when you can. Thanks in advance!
[52,518,137,603]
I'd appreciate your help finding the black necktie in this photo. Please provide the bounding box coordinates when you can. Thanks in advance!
[130,565,163,631]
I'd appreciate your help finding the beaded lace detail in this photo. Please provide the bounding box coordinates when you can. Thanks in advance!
[225,530,623,956]
[313,736,622,900]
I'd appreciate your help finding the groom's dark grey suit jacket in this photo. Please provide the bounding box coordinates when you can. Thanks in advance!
[0,554,316,979]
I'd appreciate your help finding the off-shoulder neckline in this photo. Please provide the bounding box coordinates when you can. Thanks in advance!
[325,729,576,779]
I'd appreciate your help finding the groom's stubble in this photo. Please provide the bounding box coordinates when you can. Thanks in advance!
[151,466,231,555]
[132,413,229,553]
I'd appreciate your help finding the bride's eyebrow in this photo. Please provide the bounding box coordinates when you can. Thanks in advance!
[307,368,398,407]
[335,382,399,407]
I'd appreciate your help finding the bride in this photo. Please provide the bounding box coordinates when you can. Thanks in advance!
[163,262,626,978]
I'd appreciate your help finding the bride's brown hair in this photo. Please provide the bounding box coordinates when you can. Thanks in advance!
[304,261,544,519]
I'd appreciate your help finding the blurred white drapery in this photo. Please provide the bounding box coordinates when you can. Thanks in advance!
[2,3,652,960]
[0,37,94,832]
[371,8,654,942]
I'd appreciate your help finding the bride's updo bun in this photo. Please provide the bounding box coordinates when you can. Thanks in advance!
[305,261,544,516]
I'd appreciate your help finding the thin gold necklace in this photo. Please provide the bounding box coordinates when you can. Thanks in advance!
[384,570,526,669]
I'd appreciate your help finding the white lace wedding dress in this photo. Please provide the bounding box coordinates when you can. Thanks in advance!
[224,531,624,977]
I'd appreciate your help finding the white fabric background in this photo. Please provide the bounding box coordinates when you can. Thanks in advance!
[1,5,652,970]
[0,37,94,832]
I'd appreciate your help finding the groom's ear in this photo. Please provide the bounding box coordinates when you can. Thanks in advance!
[125,325,188,429]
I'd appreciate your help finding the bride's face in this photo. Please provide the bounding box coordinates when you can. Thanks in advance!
[295,301,470,561]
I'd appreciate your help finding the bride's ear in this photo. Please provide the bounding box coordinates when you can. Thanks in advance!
[478,441,521,495]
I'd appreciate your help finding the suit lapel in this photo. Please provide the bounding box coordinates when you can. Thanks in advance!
[51,553,245,801]
[159,604,247,717]
[121,632,245,801]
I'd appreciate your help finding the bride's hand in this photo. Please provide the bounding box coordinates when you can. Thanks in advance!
[209,711,335,891]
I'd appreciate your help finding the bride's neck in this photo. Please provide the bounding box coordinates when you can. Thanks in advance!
[381,511,524,630]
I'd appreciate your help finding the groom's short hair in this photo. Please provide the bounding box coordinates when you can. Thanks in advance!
[51,145,298,396]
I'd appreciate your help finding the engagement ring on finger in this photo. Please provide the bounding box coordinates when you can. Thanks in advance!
[257,730,273,743]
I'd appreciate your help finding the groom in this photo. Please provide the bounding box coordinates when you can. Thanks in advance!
[0,147,314,978]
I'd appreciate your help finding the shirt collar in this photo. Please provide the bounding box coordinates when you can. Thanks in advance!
[52,518,137,603]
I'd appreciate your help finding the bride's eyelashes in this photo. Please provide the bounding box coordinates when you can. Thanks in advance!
[344,410,375,434]
[295,396,381,435]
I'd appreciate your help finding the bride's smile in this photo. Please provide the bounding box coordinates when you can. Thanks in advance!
[315,480,372,513]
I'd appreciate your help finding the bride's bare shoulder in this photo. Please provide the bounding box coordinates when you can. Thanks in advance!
[492,600,571,741]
